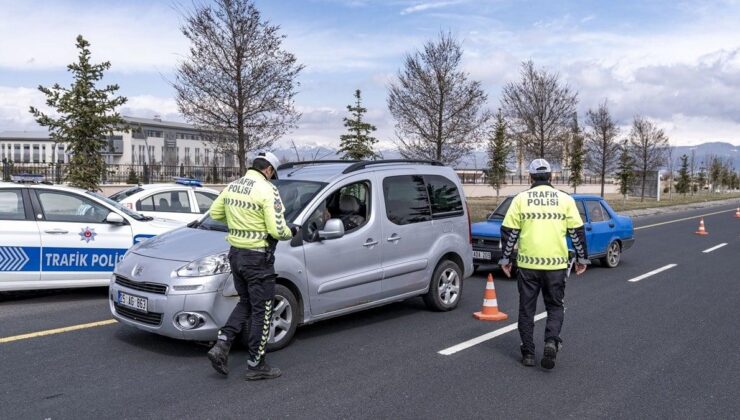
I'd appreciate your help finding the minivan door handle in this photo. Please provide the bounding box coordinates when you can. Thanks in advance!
[363,239,379,247]
[44,229,69,234]
[387,234,401,242]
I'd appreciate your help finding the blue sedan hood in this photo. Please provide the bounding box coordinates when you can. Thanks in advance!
[472,218,503,238]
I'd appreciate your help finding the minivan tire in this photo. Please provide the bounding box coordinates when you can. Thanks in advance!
[238,284,299,352]
[423,260,463,311]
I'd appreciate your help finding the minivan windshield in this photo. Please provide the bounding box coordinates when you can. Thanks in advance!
[191,179,326,232]
[488,196,513,219]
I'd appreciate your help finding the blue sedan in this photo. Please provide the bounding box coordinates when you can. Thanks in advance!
[471,194,635,270]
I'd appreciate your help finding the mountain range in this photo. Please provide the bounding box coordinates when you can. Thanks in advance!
[274,141,739,171]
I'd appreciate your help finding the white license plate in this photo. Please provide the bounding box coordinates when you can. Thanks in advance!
[118,291,148,312]
[473,251,492,260]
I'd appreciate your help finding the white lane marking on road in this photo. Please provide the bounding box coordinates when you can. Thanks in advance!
[438,312,547,356]
[627,264,677,283]
[0,319,117,344]
[634,209,733,230]
[702,243,728,253]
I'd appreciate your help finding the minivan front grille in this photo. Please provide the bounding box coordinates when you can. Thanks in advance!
[114,303,163,326]
[115,275,167,295]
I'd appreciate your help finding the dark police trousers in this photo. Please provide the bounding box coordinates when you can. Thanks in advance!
[219,247,276,364]
[517,267,566,355]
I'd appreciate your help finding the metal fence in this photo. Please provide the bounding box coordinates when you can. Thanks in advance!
[456,171,603,185]
[2,161,243,184]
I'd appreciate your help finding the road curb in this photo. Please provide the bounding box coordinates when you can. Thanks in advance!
[625,198,740,218]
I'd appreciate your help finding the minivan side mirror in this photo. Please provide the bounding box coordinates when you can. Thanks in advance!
[318,218,345,240]
[105,212,126,225]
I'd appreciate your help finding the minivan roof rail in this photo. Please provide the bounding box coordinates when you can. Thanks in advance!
[277,160,358,170]
[342,159,444,174]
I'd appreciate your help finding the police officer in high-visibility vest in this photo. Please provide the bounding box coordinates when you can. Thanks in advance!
[207,152,297,380]
[499,158,589,369]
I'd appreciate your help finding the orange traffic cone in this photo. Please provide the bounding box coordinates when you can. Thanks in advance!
[735,207,740,218]
[694,217,709,235]
[473,274,508,321]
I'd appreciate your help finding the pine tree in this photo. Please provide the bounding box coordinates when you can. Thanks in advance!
[697,167,707,191]
[674,154,690,194]
[338,89,378,160]
[569,113,585,193]
[615,140,635,204]
[486,110,511,197]
[29,35,127,191]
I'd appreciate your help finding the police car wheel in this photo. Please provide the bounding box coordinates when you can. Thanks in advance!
[423,260,463,311]
[600,241,621,268]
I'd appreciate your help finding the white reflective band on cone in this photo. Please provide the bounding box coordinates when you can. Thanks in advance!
[483,299,498,306]
[486,282,496,290]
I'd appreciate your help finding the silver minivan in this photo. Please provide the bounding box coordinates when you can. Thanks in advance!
[109,160,474,350]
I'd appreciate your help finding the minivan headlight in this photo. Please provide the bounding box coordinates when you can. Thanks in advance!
[176,253,231,277]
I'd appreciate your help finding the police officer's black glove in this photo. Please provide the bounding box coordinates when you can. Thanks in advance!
[289,223,301,236]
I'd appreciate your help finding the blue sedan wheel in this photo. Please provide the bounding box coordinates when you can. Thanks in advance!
[601,241,621,268]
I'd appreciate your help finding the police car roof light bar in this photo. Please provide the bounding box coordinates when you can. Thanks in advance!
[277,160,359,170]
[173,177,203,187]
[342,159,444,174]
[11,173,45,183]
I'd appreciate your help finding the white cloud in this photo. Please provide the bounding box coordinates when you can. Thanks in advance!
[400,1,466,15]
[0,1,186,72]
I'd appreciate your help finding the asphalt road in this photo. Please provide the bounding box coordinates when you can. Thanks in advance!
[1,202,739,419]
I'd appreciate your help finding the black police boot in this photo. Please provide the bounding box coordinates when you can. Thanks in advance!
[207,339,231,375]
[541,340,560,370]
[520,344,535,367]
[245,359,282,381]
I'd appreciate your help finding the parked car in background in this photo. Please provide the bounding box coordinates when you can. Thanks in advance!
[110,160,474,350]
[109,178,220,223]
[471,194,634,270]
[0,176,182,291]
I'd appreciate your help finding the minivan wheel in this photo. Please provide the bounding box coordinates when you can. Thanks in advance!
[423,260,463,311]
[239,284,299,352]
[600,241,621,268]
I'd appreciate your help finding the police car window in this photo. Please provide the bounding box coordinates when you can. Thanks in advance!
[425,175,463,218]
[383,175,431,225]
[149,191,192,213]
[585,200,606,222]
[195,192,217,214]
[38,191,109,223]
[109,187,143,202]
[0,190,25,220]
[86,191,148,221]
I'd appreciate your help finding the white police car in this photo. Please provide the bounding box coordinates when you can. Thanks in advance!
[0,175,182,291]
[110,178,220,223]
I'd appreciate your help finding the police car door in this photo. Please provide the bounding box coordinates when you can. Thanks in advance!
[0,188,41,290]
[32,189,133,284]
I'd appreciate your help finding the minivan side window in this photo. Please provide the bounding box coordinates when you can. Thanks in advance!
[425,175,463,219]
[383,175,431,225]
[303,181,371,241]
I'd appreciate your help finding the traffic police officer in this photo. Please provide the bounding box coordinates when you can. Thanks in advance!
[207,152,296,380]
[499,158,589,369]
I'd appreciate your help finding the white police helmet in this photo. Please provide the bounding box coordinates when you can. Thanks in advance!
[528,158,551,174]
[254,151,281,179]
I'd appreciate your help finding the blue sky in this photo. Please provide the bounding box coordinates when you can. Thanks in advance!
[1,0,740,148]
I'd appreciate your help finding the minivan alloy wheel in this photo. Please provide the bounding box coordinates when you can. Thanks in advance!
[269,295,292,345]
[438,268,460,305]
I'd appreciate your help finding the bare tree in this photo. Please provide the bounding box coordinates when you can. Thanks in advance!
[585,100,620,197]
[387,32,491,165]
[173,0,303,174]
[628,115,669,201]
[501,60,578,166]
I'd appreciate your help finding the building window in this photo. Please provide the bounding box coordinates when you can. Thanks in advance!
[204,149,210,166]
[131,145,135,164]
[42,145,46,163]
[176,132,201,140]
[184,147,191,165]
[194,148,201,165]
[145,130,163,138]
[32,145,40,163]
[176,147,180,164]
[56,145,65,163]
[138,145,145,164]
